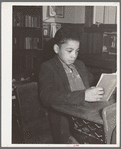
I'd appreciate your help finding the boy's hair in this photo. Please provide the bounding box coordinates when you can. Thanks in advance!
[54,26,83,46]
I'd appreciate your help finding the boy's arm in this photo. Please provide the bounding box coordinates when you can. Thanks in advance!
[87,68,94,86]
[39,64,85,107]
[76,60,94,86]
[83,62,94,86]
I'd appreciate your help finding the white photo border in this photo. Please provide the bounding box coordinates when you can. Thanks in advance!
[1,2,120,147]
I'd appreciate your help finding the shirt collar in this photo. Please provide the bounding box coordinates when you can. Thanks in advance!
[57,56,75,73]
[57,56,75,68]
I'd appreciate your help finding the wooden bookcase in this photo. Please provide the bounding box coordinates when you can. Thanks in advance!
[12,6,43,79]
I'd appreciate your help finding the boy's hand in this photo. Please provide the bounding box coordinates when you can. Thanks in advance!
[85,87,104,102]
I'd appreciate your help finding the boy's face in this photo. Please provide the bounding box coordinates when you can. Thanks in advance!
[54,40,80,65]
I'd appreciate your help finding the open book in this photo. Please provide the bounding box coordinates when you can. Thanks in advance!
[96,73,117,101]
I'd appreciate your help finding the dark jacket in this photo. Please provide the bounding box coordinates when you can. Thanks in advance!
[39,55,94,143]
[39,55,93,107]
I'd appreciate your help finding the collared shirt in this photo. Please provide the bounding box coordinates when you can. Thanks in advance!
[59,58,86,92]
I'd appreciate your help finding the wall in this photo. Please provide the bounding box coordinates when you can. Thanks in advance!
[43,6,117,24]
[75,6,85,24]
[104,6,117,24]
[43,6,85,24]
[93,6,117,24]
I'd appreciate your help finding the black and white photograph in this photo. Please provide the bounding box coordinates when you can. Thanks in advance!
[2,2,120,147]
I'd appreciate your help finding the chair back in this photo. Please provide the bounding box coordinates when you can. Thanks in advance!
[16,82,40,125]
[16,82,48,140]
[102,103,116,144]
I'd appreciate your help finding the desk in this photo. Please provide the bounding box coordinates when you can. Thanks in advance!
[52,97,115,144]
[52,97,115,125]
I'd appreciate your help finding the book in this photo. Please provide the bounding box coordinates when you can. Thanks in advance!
[96,73,117,101]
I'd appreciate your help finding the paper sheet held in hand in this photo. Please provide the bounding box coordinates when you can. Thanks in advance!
[96,73,116,101]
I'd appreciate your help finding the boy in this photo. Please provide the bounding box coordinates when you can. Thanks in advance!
[39,26,104,144]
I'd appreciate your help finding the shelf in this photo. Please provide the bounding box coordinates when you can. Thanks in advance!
[84,24,117,33]
[13,27,42,37]
[13,6,42,28]
[13,26,42,30]
[13,6,42,78]
[13,49,42,51]
[13,49,43,56]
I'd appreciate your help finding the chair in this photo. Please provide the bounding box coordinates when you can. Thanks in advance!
[102,103,116,144]
[13,81,51,143]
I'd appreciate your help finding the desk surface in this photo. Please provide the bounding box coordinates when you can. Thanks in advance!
[52,97,115,125]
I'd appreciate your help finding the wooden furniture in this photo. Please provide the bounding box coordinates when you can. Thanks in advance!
[12,6,43,79]
[12,85,24,143]
[52,97,115,125]
[79,53,116,72]
[102,103,116,144]
[111,127,116,144]
[52,96,116,144]
[12,80,49,143]
[78,23,117,57]
[78,53,116,85]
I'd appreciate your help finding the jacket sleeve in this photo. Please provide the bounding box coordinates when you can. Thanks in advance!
[39,63,86,107]
[77,60,94,87]
[84,64,94,86]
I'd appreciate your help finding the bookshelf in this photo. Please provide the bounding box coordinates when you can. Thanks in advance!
[12,6,43,79]
[78,25,117,85]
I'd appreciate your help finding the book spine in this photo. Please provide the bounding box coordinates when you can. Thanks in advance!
[26,37,28,49]
[37,15,40,28]
[28,15,31,27]
[33,38,36,49]
[35,17,37,28]
[13,37,17,49]
[28,37,30,49]
[25,15,27,27]
[31,16,34,28]
[34,38,37,49]
[27,15,29,27]
[30,37,32,49]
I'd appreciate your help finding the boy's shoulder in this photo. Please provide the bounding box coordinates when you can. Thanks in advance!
[41,56,59,70]
[41,58,54,67]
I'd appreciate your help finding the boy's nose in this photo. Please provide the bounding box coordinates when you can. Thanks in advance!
[71,52,77,58]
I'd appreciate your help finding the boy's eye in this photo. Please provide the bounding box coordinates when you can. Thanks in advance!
[67,48,79,53]
[76,49,79,52]
[67,49,72,53]
[68,50,72,53]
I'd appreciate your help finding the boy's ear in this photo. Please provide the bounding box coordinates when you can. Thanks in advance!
[54,44,59,54]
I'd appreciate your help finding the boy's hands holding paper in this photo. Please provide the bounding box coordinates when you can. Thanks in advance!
[85,87,104,102]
